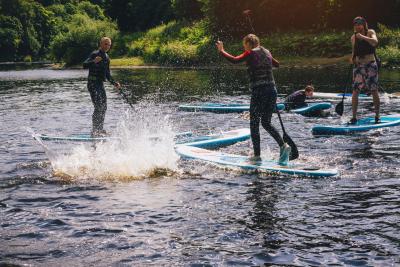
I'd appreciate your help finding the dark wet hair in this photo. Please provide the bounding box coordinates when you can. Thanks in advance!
[305,85,314,92]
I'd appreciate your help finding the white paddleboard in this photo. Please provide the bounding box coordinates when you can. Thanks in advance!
[176,145,338,177]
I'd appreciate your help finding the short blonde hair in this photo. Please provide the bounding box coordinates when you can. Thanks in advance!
[100,37,111,44]
[243,34,259,49]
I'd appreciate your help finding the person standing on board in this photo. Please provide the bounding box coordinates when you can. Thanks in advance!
[350,16,380,124]
[83,37,121,137]
[216,34,291,165]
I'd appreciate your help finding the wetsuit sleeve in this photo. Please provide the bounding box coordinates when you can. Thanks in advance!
[83,51,96,69]
[105,60,116,85]
[220,50,251,64]
[271,57,279,68]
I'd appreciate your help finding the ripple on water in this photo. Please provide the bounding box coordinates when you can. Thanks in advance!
[1,68,400,266]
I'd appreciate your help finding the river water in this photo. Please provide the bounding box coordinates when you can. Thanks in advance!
[1,66,400,266]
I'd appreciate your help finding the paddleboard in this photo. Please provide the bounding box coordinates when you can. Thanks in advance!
[291,102,332,115]
[178,103,285,113]
[313,92,371,100]
[35,129,248,149]
[178,128,250,148]
[175,145,338,177]
[312,115,400,135]
[36,131,193,142]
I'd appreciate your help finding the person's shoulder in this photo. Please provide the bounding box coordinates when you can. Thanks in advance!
[368,29,376,35]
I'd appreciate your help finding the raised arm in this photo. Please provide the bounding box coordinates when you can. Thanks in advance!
[216,40,250,64]
[271,56,279,68]
[220,50,251,64]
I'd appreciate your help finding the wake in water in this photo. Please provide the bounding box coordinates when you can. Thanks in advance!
[32,108,180,180]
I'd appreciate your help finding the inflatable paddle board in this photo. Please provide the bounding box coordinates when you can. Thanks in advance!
[178,128,250,148]
[178,103,285,113]
[176,145,338,177]
[312,115,400,135]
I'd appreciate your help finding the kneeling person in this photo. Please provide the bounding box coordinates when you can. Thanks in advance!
[284,85,314,111]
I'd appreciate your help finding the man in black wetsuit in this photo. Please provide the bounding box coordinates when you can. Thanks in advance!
[284,85,314,110]
[216,34,291,165]
[83,37,120,137]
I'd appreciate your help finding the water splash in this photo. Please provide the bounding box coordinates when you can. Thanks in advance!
[46,109,179,180]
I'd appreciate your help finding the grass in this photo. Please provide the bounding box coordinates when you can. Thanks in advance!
[107,21,400,68]
[110,57,145,67]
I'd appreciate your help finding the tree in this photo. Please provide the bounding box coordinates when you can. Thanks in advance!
[104,0,175,32]
[0,15,23,61]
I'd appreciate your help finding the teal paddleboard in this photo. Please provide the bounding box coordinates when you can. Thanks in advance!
[36,129,249,149]
[290,102,332,115]
[312,115,400,135]
[175,145,338,177]
[178,128,250,148]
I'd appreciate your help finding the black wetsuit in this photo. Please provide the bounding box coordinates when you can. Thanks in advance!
[220,46,284,156]
[284,90,307,110]
[83,50,116,134]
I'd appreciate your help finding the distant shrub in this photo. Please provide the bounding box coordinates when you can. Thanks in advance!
[50,13,118,65]
[377,46,400,66]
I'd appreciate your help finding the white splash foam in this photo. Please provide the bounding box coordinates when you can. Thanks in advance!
[50,109,179,180]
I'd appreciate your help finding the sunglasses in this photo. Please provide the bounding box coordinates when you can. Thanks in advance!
[353,19,365,25]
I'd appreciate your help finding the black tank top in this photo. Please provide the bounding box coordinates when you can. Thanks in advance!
[354,38,375,57]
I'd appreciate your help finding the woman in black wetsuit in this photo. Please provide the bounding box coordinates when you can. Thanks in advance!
[216,34,291,165]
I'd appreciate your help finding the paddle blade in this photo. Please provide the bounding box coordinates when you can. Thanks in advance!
[335,101,344,116]
[283,133,299,160]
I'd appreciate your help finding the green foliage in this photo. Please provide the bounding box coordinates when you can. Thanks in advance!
[50,13,118,65]
[171,0,203,21]
[261,31,352,57]
[126,20,212,65]
[377,46,400,66]
[377,24,400,47]
[104,0,175,32]
[76,1,107,20]
[0,15,23,61]
[0,0,57,60]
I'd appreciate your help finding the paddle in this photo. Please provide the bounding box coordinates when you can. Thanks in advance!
[243,9,256,33]
[118,88,134,108]
[335,64,353,116]
[276,110,299,160]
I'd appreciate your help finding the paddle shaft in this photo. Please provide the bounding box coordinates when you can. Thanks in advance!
[119,89,134,108]
[335,64,353,116]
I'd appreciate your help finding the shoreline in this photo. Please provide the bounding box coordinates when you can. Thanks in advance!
[2,55,399,70]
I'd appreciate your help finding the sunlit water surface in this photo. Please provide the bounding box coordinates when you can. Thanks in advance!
[1,67,400,266]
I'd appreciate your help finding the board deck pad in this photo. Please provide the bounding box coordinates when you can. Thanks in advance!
[176,145,338,177]
[312,116,400,135]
